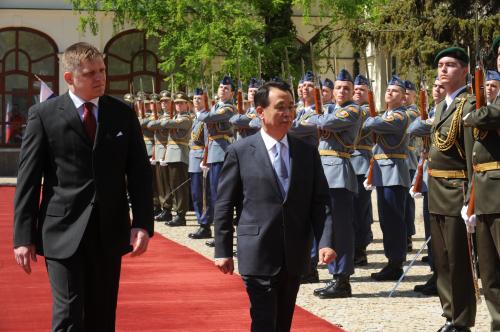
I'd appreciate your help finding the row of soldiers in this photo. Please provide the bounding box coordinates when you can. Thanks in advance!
[128,37,500,332]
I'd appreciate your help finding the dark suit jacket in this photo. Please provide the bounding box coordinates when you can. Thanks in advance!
[13,92,154,259]
[214,132,334,277]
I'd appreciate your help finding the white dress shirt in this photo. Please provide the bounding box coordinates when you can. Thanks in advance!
[68,90,99,122]
[260,128,290,191]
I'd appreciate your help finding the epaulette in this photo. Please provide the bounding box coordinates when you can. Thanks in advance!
[347,106,359,114]
[335,109,350,118]
[246,113,257,119]
[393,112,404,121]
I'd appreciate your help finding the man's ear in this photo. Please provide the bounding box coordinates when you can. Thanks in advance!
[256,106,264,119]
[63,71,73,86]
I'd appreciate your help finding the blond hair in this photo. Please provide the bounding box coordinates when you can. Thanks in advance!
[62,42,103,73]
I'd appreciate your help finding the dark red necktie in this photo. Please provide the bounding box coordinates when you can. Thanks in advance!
[83,102,97,142]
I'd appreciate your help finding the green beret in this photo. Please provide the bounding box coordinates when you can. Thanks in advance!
[434,47,469,66]
[493,36,500,54]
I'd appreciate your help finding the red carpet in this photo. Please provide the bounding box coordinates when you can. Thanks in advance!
[0,186,343,331]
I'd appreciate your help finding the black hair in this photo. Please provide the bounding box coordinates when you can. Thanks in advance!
[254,80,293,108]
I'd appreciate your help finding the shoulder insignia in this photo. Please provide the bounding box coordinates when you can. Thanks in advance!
[246,113,256,119]
[347,106,359,114]
[384,114,395,122]
[176,118,184,123]
[335,110,350,118]
[393,112,404,121]
[215,108,226,115]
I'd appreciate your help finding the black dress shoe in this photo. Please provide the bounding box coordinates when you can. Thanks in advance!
[318,276,352,299]
[371,263,403,281]
[415,272,437,294]
[205,239,215,247]
[447,326,471,332]
[300,270,319,284]
[155,210,173,222]
[153,207,162,217]
[437,321,452,332]
[313,280,335,296]
[188,226,212,239]
[421,255,429,263]
[166,214,186,227]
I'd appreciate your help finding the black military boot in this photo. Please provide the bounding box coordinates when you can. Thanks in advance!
[205,239,215,247]
[318,275,352,299]
[155,210,173,222]
[313,279,336,296]
[153,206,162,218]
[370,261,403,281]
[414,272,437,293]
[166,213,186,227]
[354,247,368,266]
[188,225,212,238]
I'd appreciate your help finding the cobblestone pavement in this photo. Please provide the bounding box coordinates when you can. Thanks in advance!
[155,192,491,332]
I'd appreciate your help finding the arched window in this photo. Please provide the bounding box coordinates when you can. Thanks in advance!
[104,29,168,101]
[0,28,58,146]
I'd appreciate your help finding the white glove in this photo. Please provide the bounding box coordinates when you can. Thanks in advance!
[200,161,210,173]
[363,179,375,191]
[409,186,423,199]
[461,205,476,233]
[159,160,168,166]
[150,158,157,165]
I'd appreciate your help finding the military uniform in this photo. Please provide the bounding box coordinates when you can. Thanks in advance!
[161,93,193,226]
[289,104,319,146]
[463,82,500,331]
[363,76,411,279]
[230,78,261,141]
[308,78,362,298]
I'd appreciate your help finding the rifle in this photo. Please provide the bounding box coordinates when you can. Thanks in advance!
[310,42,322,115]
[258,51,262,82]
[237,55,244,115]
[412,58,429,194]
[150,78,159,120]
[169,75,175,119]
[285,47,296,103]
[211,73,216,107]
[135,79,146,119]
[465,1,485,304]
[363,50,378,186]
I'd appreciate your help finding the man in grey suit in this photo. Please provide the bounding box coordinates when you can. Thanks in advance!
[214,80,336,332]
[13,42,153,331]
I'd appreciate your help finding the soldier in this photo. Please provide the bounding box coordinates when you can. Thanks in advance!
[148,90,174,223]
[462,37,500,332]
[229,77,261,140]
[307,69,361,298]
[485,69,499,105]
[296,79,304,106]
[161,92,193,227]
[403,80,420,251]
[188,88,213,238]
[195,76,236,240]
[138,92,162,216]
[363,75,411,281]
[407,77,446,296]
[288,71,320,146]
[429,47,476,332]
[322,78,335,106]
[351,74,374,266]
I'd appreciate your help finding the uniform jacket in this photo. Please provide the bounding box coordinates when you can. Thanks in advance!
[146,111,170,161]
[139,114,155,157]
[288,105,319,146]
[189,112,208,173]
[13,93,154,259]
[230,106,259,140]
[351,103,373,176]
[404,104,420,171]
[160,112,192,165]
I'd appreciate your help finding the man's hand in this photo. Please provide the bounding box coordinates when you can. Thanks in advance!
[200,161,210,173]
[130,228,150,257]
[363,179,375,191]
[461,205,476,234]
[14,244,37,274]
[409,186,423,199]
[318,247,336,265]
[214,258,234,275]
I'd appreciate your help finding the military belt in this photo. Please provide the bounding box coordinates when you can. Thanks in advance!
[158,140,169,145]
[428,168,466,179]
[473,161,500,173]
[143,137,154,142]
[168,140,189,147]
[190,145,204,150]
[209,134,232,141]
[373,153,407,160]
[355,145,372,151]
[407,146,416,151]
[319,150,351,158]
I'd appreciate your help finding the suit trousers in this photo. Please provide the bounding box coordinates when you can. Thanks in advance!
[405,169,416,237]
[45,208,122,332]
[242,269,301,332]
[353,174,374,251]
[167,162,189,215]
[157,164,173,212]
[477,214,500,331]
[422,193,434,270]
[327,188,355,276]
[190,171,213,225]
[430,214,476,327]
[376,186,407,263]
[152,164,160,208]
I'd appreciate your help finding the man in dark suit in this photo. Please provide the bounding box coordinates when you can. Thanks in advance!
[13,42,154,331]
[214,80,336,332]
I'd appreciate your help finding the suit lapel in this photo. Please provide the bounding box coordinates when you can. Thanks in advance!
[94,96,109,150]
[284,135,296,203]
[250,134,284,200]
[59,93,90,144]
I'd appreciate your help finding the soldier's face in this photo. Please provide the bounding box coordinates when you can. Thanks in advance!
[302,81,314,101]
[404,90,416,106]
[437,57,468,89]
[485,80,499,103]
[333,81,353,105]
[193,95,203,109]
[248,88,258,103]
[432,79,446,103]
[297,84,303,98]
[353,85,369,105]
[175,101,188,113]
[497,47,500,72]
[64,57,106,101]
[385,85,404,107]
[257,87,294,139]
[322,87,333,101]
[218,84,234,102]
